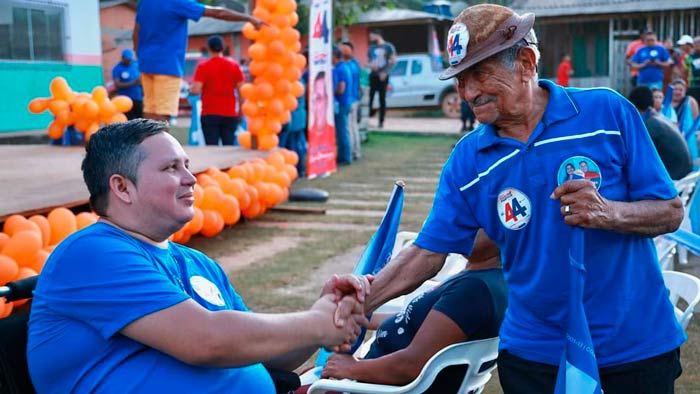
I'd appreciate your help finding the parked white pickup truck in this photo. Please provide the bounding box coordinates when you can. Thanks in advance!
[386,53,460,118]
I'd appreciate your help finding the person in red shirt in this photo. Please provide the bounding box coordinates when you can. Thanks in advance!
[189,35,244,145]
[556,54,574,86]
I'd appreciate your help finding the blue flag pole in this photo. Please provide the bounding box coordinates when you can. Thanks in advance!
[554,227,602,394]
[314,181,405,367]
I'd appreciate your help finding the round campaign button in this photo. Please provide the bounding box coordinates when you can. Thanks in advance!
[496,187,531,230]
[447,22,469,66]
[557,156,602,190]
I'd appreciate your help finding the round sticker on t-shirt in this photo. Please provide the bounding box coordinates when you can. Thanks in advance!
[557,156,602,190]
[120,71,131,80]
[447,23,469,66]
[497,187,531,230]
[190,275,225,306]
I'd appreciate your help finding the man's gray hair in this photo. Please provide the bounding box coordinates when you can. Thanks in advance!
[494,29,540,70]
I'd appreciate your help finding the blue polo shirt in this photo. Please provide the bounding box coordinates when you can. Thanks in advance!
[28,223,274,393]
[415,79,686,367]
[136,0,205,77]
[632,45,670,86]
[112,61,143,100]
[344,58,361,103]
[333,61,352,107]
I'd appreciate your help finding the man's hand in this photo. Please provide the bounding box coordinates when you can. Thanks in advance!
[310,294,366,350]
[321,274,373,305]
[321,353,359,379]
[248,15,265,29]
[550,180,612,229]
[379,72,388,82]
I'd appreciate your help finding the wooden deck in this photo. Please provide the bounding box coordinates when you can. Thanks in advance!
[0,145,266,221]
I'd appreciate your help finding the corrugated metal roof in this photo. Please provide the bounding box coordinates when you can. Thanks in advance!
[511,0,700,17]
[357,8,453,25]
[188,18,244,36]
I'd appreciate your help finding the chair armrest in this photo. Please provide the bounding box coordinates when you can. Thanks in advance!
[308,378,405,394]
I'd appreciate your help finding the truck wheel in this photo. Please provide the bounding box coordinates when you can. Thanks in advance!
[440,90,461,118]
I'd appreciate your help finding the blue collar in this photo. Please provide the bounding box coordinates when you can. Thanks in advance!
[476,79,580,151]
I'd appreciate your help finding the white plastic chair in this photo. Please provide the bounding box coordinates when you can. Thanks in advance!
[662,270,700,330]
[672,171,700,265]
[390,231,467,282]
[306,337,500,394]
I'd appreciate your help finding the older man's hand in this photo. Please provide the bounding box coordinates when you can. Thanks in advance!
[551,180,612,229]
[311,294,368,352]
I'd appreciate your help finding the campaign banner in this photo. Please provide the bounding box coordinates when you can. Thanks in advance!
[306,0,336,178]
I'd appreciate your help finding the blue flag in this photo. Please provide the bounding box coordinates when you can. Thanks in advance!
[315,181,405,367]
[554,227,602,394]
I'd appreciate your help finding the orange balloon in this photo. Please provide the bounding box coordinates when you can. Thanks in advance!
[264,63,284,80]
[291,81,305,97]
[240,83,256,100]
[220,195,241,225]
[200,209,225,237]
[3,215,29,236]
[282,94,298,111]
[50,77,72,101]
[249,61,268,77]
[25,249,49,274]
[47,120,65,139]
[2,231,41,266]
[76,212,98,229]
[99,100,117,119]
[246,117,263,134]
[264,183,284,206]
[284,163,299,181]
[261,25,281,42]
[47,207,77,245]
[278,110,291,125]
[227,165,248,182]
[267,98,284,115]
[268,40,286,57]
[258,134,280,150]
[266,151,286,169]
[242,199,262,219]
[253,7,270,21]
[241,101,260,118]
[28,98,51,114]
[249,163,266,183]
[272,170,292,188]
[109,113,128,123]
[263,118,282,134]
[289,12,299,27]
[281,149,300,166]
[288,41,302,53]
[259,0,276,10]
[242,22,260,40]
[276,0,297,13]
[294,53,307,69]
[283,67,302,82]
[48,99,70,115]
[281,28,301,45]
[12,267,38,307]
[184,207,204,235]
[92,86,108,104]
[0,255,18,285]
[193,183,205,208]
[6,219,40,239]
[81,100,99,119]
[54,109,71,125]
[271,14,290,29]
[256,82,274,101]
[275,79,292,96]
[200,186,225,211]
[0,233,8,251]
[112,96,133,113]
[248,43,267,61]
[237,185,252,211]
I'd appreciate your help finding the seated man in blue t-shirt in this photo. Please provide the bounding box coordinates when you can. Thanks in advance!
[111,48,143,120]
[319,230,506,393]
[27,119,370,394]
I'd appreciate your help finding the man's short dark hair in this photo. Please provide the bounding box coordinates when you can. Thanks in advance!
[370,29,383,36]
[628,86,654,112]
[341,41,354,50]
[207,35,224,52]
[81,119,168,215]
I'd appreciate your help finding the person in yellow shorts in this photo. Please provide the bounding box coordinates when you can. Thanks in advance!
[133,0,262,121]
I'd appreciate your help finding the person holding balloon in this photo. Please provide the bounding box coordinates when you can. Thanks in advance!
[134,0,263,122]
[27,119,370,393]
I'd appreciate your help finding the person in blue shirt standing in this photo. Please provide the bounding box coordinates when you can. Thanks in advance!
[341,42,362,160]
[112,48,143,120]
[631,31,673,90]
[133,0,261,122]
[363,4,686,393]
[332,46,353,165]
[27,119,371,394]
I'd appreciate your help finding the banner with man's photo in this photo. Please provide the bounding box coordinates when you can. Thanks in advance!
[306,0,336,178]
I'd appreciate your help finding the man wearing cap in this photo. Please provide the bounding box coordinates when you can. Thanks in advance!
[111,49,143,120]
[189,35,244,146]
[683,36,700,104]
[133,0,262,122]
[363,4,685,393]
[677,35,694,84]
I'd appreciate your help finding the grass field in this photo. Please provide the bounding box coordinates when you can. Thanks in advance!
[186,131,700,392]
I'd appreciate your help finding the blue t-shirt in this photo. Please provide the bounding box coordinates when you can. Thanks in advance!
[632,45,670,85]
[27,223,275,394]
[112,61,143,100]
[333,61,352,107]
[414,79,686,367]
[344,59,361,103]
[366,268,507,359]
[136,0,205,76]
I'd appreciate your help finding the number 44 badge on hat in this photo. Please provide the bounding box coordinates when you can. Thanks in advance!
[447,23,469,66]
